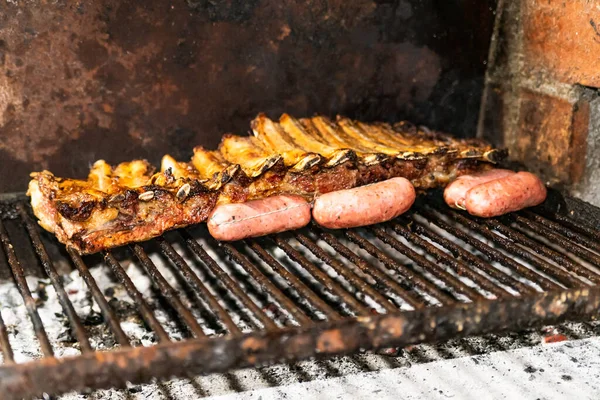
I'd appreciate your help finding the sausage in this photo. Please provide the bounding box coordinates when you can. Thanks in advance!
[444,169,515,209]
[208,195,311,241]
[312,177,415,229]
[465,172,547,217]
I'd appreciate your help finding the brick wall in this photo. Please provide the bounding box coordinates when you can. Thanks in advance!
[480,0,600,205]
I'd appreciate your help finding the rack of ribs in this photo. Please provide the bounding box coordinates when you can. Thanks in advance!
[28,113,508,254]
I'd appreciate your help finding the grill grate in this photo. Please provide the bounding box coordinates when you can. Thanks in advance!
[0,192,600,399]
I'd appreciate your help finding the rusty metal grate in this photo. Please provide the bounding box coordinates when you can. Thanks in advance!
[1,192,600,399]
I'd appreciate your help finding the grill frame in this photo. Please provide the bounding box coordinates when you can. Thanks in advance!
[0,190,599,399]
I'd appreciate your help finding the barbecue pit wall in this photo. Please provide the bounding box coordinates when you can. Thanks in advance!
[479,0,600,206]
[0,0,495,193]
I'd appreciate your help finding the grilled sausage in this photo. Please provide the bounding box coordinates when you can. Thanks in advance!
[465,172,547,217]
[208,195,311,241]
[444,169,515,210]
[312,177,415,229]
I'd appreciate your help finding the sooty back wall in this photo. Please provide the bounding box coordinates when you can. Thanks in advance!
[0,0,495,192]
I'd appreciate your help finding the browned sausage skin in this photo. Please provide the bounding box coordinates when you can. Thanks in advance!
[209,170,546,242]
[444,169,515,210]
[312,177,416,229]
[464,172,547,217]
[208,195,311,241]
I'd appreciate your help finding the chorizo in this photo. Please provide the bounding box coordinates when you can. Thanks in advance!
[312,177,416,229]
[444,169,515,210]
[208,195,311,241]
[464,172,547,217]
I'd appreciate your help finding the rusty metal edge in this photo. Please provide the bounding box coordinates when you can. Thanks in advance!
[1,286,599,399]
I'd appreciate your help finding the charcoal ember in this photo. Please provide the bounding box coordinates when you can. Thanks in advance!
[127,385,142,393]
[376,347,402,356]
[57,329,76,344]
[108,298,137,319]
[540,325,569,344]
[34,280,49,304]
[543,334,568,344]
[89,327,117,350]
[83,311,104,326]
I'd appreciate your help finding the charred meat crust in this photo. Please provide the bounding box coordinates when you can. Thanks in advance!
[31,156,488,254]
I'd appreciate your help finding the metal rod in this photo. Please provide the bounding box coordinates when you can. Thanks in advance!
[478,216,599,285]
[4,285,600,400]
[344,230,454,305]
[17,204,93,353]
[0,220,54,357]
[522,210,600,253]
[442,207,586,288]
[314,229,424,309]
[156,238,241,335]
[418,208,564,291]
[409,219,537,295]
[272,236,369,315]
[103,253,171,343]
[390,221,511,299]
[510,214,600,271]
[538,210,600,242]
[131,244,206,338]
[67,249,130,347]
[179,230,277,330]
[370,226,483,301]
[246,239,341,321]
[0,310,14,363]
[221,243,312,326]
[294,232,398,313]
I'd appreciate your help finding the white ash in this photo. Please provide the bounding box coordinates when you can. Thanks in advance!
[411,212,550,293]
[0,218,596,399]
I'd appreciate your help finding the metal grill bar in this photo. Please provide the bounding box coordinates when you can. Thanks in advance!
[418,208,562,291]
[314,229,423,309]
[481,216,600,283]
[0,220,54,357]
[294,232,397,313]
[272,236,369,315]
[370,226,482,300]
[131,244,206,338]
[521,211,600,254]
[0,193,600,399]
[509,214,600,269]
[0,309,14,363]
[540,210,600,242]
[3,285,600,398]
[180,230,277,330]
[67,248,131,347]
[435,207,587,289]
[389,220,511,298]
[17,205,93,353]
[222,242,312,325]
[156,238,242,335]
[104,253,171,342]
[246,239,341,320]
[344,230,454,305]
[408,219,536,295]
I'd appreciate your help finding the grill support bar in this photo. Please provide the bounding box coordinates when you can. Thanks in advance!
[17,205,93,353]
[67,249,131,347]
[0,310,14,364]
[1,285,599,399]
[0,220,54,357]
[1,193,600,399]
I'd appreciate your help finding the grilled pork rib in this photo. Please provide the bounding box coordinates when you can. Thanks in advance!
[28,114,506,253]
